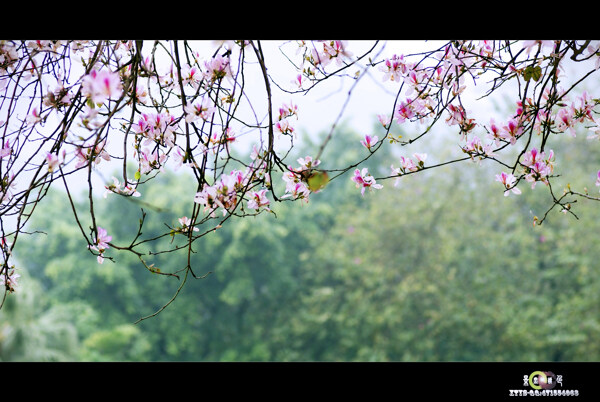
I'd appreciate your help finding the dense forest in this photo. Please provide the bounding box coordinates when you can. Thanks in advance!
[1,116,600,362]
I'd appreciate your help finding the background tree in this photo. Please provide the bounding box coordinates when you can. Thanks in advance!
[2,116,599,361]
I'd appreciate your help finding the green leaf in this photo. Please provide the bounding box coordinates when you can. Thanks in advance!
[524,65,542,82]
[134,170,141,181]
[307,171,329,192]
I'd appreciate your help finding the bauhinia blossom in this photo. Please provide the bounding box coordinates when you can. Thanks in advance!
[178,216,199,233]
[461,136,496,161]
[379,54,409,82]
[521,148,555,189]
[495,171,521,196]
[247,189,271,212]
[297,156,320,171]
[89,226,112,264]
[194,170,248,216]
[278,101,298,121]
[74,140,111,168]
[361,134,379,150]
[26,106,42,125]
[81,69,123,104]
[104,176,141,198]
[45,152,61,173]
[275,119,295,136]
[203,54,232,83]
[282,181,311,203]
[390,153,427,181]
[0,140,11,159]
[351,167,383,195]
[184,97,216,123]
[1,268,20,293]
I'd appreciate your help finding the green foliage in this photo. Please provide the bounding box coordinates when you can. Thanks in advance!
[0,272,79,361]
[81,324,151,361]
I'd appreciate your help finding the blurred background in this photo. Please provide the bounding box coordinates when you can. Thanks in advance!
[2,113,600,362]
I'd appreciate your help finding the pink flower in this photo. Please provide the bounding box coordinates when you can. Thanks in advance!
[500,118,524,145]
[523,40,555,55]
[319,40,353,67]
[486,118,503,144]
[297,156,320,170]
[247,189,270,211]
[555,107,577,137]
[104,176,141,198]
[361,134,379,150]
[89,226,112,264]
[413,153,427,165]
[1,268,20,293]
[351,168,383,196]
[394,99,416,124]
[377,114,391,127]
[138,148,166,174]
[178,216,199,233]
[194,185,220,215]
[445,104,468,126]
[95,227,112,250]
[521,148,554,188]
[26,106,42,125]
[495,172,521,196]
[45,152,63,173]
[184,97,216,123]
[0,140,11,159]
[82,69,123,104]
[203,54,231,82]
[275,119,294,136]
[278,101,298,121]
[292,74,303,89]
[462,136,497,161]
[74,140,111,168]
[379,54,408,82]
[181,65,202,88]
[282,181,311,203]
[404,69,425,95]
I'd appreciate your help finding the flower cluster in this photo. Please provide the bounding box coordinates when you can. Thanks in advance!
[379,54,410,82]
[104,176,141,198]
[312,40,353,68]
[275,101,299,137]
[521,148,555,189]
[461,135,496,162]
[486,117,524,146]
[281,156,320,203]
[4,39,600,298]
[390,153,427,185]
[74,140,111,169]
[194,169,249,216]
[446,104,476,137]
[202,54,232,84]
[133,111,178,148]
